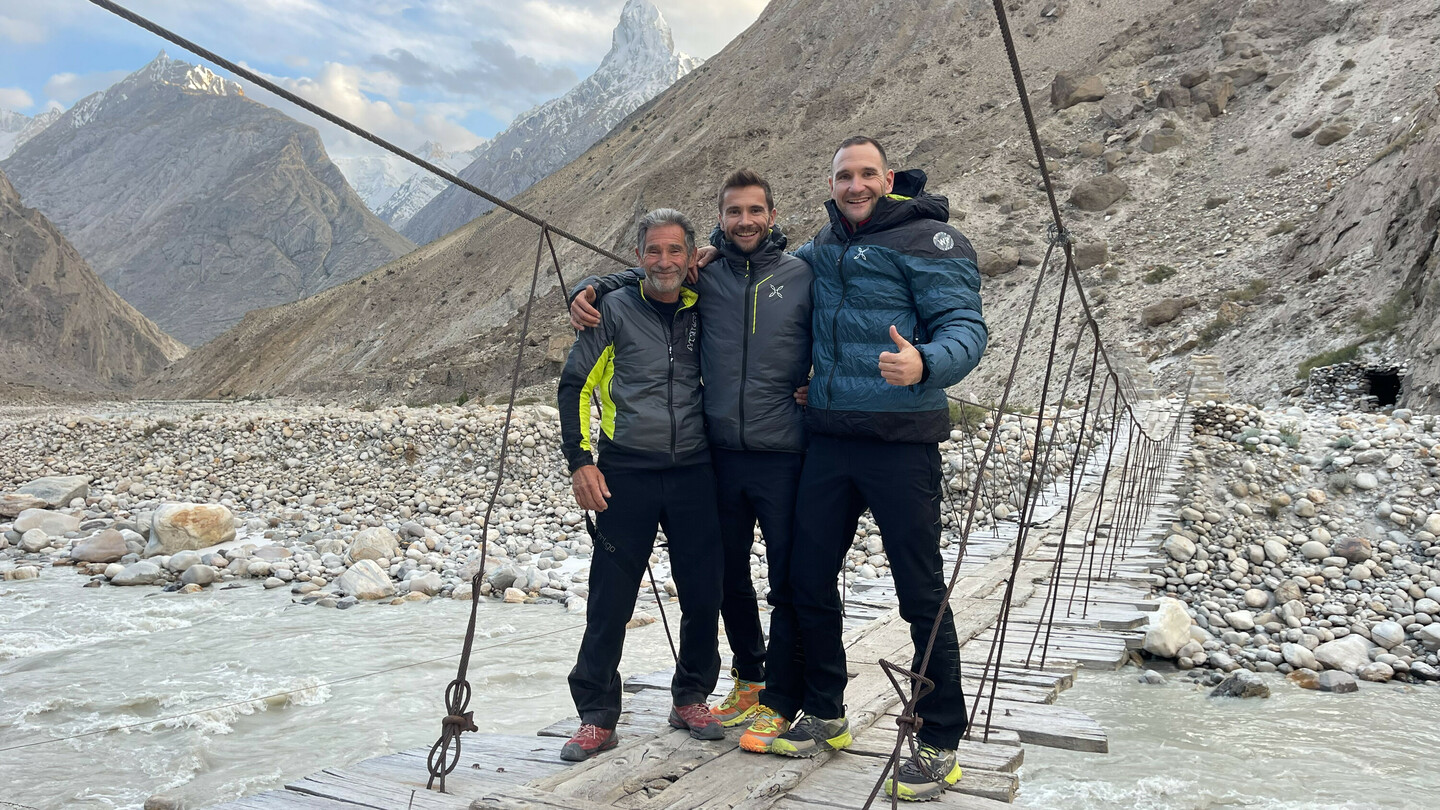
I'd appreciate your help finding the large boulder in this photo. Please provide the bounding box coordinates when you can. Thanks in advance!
[149,504,236,554]
[112,561,164,586]
[1313,635,1375,674]
[1143,597,1193,657]
[1209,670,1270,698]
[336,559,396,600]
[1331,537,1372,563]
[1142,297,1197,327]
[1161,533,1196,562]
[1140,130,1184,154]
[347,527,400,563]
[70,530,128,563]
[4,476,89,512]
[1190,77,1235,119]
[1051,72,1107,109]
[13,508,82,536]
[1072,240,1108,271]
[1068,176,1129,211]
[978,247,1021,277]
[1315,122,1354,146]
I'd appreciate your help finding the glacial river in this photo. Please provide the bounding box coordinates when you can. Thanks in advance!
[5,569,1440,809]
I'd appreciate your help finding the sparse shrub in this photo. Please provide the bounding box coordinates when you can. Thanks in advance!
[1359,291,1412,336]
[1142,265,1177,284]
[1224,279,1271,302]
[1101,266,1120,282]
[1266,221,1296,236]
[456,393,469,406]
[1197,316,1233,347]
[949,401,990,430]
[1331,435,1354,450]
[1297,342,1362,379]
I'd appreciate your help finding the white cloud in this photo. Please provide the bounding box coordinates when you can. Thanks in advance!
[0,14,48,44]
[0,87,35,110]
[657,0,770,58]
[43,69,132,106]
[240,62,487,158]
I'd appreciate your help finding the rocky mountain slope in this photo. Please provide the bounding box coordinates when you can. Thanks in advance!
[374,142,485,231]
[399,0,701,245]
[0,109,61,160]
[147,0,1440,410]
[0,53,414,346]
[0,167,186,392]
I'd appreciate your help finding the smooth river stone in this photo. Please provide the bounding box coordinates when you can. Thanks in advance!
[150,503,236,554]
[70,530,127,563]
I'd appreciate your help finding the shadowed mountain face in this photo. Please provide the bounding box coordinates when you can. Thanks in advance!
[0,167,186,392]
[400,0,700,245]
[148,0,1440,408]
[0,53,414,346]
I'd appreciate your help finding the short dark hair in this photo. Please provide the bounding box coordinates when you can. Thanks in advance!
[834,136,888,170]
[636,208,696,254]
[717,168,774,212]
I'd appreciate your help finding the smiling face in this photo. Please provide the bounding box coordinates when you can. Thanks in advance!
[720,185,777,254]
[637,222,692,299]
[828,142,894,226]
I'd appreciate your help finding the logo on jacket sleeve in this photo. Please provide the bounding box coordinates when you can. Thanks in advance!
[933,231,955,251]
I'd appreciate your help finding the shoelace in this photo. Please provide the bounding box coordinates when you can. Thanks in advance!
[748,706,784,733]
[574,725,610,745]
[898,743,951,780]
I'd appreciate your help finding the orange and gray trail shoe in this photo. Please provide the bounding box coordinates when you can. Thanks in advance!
[560,724,619,762]
[737,704,789,753]
[770,714,852,758]
[710,669,765,726]
[669,702,725,740]
[884,742,963,801]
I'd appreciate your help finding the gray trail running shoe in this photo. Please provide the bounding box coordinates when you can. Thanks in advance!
[770,714,852,758]
[883,742,962,801]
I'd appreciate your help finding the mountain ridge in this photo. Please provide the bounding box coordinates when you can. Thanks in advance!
[1,52,414,346]
[400,0,701,245]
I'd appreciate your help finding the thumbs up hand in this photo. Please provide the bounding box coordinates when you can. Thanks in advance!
[879,325,924,386]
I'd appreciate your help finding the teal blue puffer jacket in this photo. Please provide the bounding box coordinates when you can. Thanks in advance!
[795,170,987,443]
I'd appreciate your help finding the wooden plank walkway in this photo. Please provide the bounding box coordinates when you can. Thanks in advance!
[213,403,1192,810]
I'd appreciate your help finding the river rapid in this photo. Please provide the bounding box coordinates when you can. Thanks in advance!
[1015,668,1440,809]
[0,571,675,809]
[7,571,1440,810]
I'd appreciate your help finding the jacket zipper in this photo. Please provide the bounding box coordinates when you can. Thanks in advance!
[824,241,851,408]
[739,259,752,451]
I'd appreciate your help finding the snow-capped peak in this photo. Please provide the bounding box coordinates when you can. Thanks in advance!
[135,51,244,97]
[597,0,698,78]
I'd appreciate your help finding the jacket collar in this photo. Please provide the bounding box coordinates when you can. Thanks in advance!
[824,168,950,240]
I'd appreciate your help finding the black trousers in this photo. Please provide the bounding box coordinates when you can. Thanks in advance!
[789,434,967,748]
[712,448,805,703]
[569,461,724,729]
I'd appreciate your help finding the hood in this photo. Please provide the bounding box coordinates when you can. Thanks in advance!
[824,168,951,238]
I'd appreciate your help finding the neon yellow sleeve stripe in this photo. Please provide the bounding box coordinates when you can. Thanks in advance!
[578,345,616,451]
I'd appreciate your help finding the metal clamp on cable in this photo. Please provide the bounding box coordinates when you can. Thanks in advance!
[1047,223,1072,247]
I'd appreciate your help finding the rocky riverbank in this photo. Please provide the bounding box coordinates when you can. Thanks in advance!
[0,401,1094,609]
[1141,401,1440,693]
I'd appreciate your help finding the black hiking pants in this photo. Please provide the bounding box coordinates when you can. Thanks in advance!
[570,461,724,729]
[789,435,967,749]
[712,448,805,704]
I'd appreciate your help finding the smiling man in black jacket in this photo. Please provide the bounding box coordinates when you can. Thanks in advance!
[570,170,813,749]
[557,208,725,762]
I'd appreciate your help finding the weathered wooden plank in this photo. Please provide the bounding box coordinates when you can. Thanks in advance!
[221,790,365,809]
[844,732,1024,774]
[286,767,471,809]
[532,727,735,805]
[783,752,1014,808]
[967,699,1107,753]
[467,783,618,810]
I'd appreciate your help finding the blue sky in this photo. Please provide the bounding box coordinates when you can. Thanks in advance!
[0,0,764,156]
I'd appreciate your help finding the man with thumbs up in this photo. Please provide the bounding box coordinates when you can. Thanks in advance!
[772,136,987,803]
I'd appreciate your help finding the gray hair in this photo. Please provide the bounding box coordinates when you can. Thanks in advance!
[636,208,696,254]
